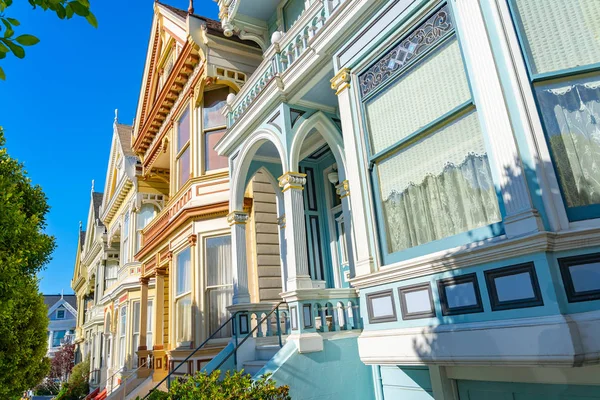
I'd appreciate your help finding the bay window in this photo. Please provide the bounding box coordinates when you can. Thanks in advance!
[132,301,140,366]
[104,261,118,290]
[360,5,501,263]
[119,305,127,368]
[136,204,157,252]
[176,107,191,190]
[205,235,233,338]
[203,88,229,172]
[509,0,600,221]
[175,247,192,345]
[122,212,130,263]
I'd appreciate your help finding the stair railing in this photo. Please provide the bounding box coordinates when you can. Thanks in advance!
[142,311,239,399]
[119,364,144,400]
[213,301,285,372]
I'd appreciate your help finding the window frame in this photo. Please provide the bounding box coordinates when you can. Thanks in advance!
[437,273,484,316]
[365,289,398,324]
[119,305,127,368]
[558,252,600,303]
[56,308,66,319]
[358,4,504,266]
[204,233,233,338]
[506,0,600,221]
[175,104,192,191]
[397,282,436,320]
[136,203,157,252]
[202,86,231,174]
[484,262,543,311]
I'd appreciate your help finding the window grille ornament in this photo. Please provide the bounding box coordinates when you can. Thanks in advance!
[359,5,454,97]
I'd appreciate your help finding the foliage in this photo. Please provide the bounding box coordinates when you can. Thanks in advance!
[50,343,76,382]
[143,370,291,400]
[0,127,55,398]
[0,0,97,80]
[55,357,90,400]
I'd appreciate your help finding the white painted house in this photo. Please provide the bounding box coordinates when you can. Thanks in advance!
[44,294,77,358]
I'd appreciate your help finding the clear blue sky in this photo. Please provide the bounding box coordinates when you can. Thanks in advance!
[0,0,219,295]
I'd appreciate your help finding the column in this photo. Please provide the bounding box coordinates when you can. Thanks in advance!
[450,0,544,238]
[138,278,149,351]
[331,69,377,277]
[278,172,313,291]
[153,270,165,349]
[228,211,251,304]
[336,180,356,279]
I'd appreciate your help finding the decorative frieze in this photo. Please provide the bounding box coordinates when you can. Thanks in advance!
[278,172,307,192]
[227,210,249,225]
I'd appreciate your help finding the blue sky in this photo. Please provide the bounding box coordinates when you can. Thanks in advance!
[0,0,219,295]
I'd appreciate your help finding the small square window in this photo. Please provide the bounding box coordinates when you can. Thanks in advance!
[290,306,298,331]
[56,309,65,319]
[366,290,397,324]
[485,262,543,311]
[398,283,435,320]
[558,253,600,303]
[437,273,483,316]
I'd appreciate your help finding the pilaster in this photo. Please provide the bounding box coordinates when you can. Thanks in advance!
[138,277,149,352]
[153,270,165,349]
[450,0,544,238]
[279,172,313,291]
[331,69,376,277]
[228,211,251,304]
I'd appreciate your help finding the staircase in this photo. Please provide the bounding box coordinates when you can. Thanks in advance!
[243,343,281,376]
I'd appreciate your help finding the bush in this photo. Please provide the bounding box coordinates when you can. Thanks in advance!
[55,357,90,400]
[143,370,290,400]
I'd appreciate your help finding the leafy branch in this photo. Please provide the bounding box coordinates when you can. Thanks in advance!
[0,0,97,80]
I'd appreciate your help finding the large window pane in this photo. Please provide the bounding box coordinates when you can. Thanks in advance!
[177,109,190,152]
[206,235,232,338]
[176,247,191,296]
[534,75,600,208]
[176,294,192,343]
[511,0,600,75]
[178,147,191,190]
[203,88,228,129]
[205,130,228,171]
[376,112,501,253]
[365,39,471,154]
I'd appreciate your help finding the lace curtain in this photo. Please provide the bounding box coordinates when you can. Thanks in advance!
[536,78,600,208]
[206,236,233,338]
[377,112,501,254]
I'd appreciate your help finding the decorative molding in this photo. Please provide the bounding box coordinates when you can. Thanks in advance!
[365,289,397,324]
[278,172,307,192]
[188,234,197,247]
[484,262,543,311]
[330,67,351,95]
[336,180,350,199]
[227,210,249,226]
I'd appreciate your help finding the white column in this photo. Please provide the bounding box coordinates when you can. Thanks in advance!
[450,0,544,238]
[331,69,377,277]
[336,180,356,279]
[228,211,251,304]
[279,172,313,291]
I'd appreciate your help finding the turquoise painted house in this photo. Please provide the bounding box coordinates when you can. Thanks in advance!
[101,0,600,398]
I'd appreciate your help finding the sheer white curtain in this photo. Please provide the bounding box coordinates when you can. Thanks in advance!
[136,204,157,252]
[175,248,192,344]
[206,235,232,338]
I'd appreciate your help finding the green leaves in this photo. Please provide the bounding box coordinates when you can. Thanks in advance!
[0,0,97,80]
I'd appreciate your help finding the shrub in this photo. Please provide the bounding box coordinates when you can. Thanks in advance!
[55,357,90,400]
[144,370,290,400]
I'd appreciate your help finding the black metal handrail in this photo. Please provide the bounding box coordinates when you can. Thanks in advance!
[142,311,239,399]
[213,301,285,372]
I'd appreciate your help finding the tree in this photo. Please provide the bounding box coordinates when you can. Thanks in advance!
[0,127,56,399]
[55,357,90,400]
[145,370,291,400]
[50,344,76,383]
[0,0,97,80]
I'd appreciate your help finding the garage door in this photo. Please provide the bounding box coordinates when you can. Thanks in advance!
[458,380,600,400]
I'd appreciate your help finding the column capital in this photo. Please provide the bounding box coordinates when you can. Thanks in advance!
[140,277,150,285]
[278,172,307,192]
[227,210,249,226]
[330,68,351,95]
[336,180,350,199]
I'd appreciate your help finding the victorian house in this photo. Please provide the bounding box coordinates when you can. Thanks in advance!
[74,0,600,399]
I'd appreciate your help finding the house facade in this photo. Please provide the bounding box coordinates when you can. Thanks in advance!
[44,294,77,359]
[73,0,600,399]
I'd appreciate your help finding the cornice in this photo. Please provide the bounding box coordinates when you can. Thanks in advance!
[351,227,600,289]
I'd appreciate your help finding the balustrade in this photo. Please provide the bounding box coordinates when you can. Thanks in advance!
[234,303,290,339]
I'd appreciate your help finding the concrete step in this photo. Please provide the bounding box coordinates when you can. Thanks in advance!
[255,344,280,361]
[243,360,267,376]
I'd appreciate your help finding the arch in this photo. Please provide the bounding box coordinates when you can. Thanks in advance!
[230,127,288,211]
[289,112,347,180]
[244,165,285,218]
